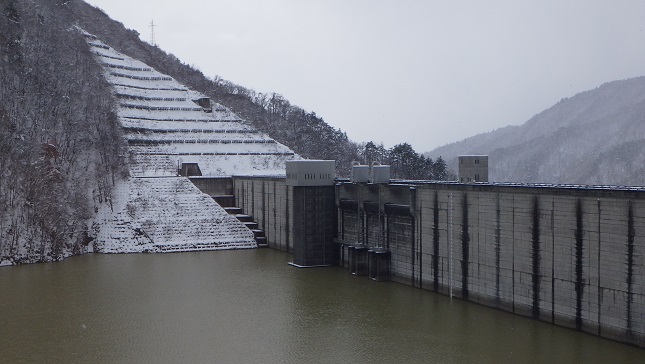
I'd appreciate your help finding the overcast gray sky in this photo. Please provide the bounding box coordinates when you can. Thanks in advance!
[85,0,645,152]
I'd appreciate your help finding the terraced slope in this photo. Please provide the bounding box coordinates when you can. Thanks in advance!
[83,30,297,177]
[78,29,300,253]
[92,177,256,253]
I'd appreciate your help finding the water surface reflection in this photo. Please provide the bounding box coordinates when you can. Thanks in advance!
[0,250,641,363]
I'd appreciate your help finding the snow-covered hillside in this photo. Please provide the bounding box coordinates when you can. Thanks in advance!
[92,177,256,253]
[426,77,645,185]
[83,30,297,177]
[78,29,298,254]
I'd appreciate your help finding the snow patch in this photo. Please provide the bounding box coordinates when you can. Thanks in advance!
[92,177,256,253]
[75,29,301,254]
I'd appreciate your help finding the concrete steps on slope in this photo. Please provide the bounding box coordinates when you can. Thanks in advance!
[251,230,267,247]
[212,195,268,248]
[212,195,236,207]
[224,207,243,215]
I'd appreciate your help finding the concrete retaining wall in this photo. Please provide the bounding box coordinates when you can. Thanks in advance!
[188,177,233,196]
[232,177,294,252]
[337,182,645,347]
[230,176,644,347]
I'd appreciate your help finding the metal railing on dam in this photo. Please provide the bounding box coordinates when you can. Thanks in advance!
[227,176,645,348]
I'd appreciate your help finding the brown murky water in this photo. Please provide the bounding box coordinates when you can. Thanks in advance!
[0,249,642,363]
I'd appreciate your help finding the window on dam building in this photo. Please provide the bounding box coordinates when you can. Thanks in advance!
[458,155,488,183]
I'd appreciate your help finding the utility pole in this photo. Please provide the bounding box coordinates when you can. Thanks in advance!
[150,19,156,46]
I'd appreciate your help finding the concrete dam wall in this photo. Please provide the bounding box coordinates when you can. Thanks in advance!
[233,177,294,253]
[229,177,645,347]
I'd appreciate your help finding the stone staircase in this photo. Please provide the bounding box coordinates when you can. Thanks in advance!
[212,195,268,248]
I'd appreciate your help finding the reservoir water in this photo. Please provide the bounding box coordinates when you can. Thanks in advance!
[0,249,642,363]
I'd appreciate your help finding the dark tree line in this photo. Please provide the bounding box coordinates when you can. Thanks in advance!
[211,81,453,180]
[360,141,450,180]
[209,82,361,174]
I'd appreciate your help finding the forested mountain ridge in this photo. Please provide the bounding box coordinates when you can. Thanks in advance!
[57,0,448,179]
[1,0,448,264]
[426,77,645,185]
[54,1,363,173]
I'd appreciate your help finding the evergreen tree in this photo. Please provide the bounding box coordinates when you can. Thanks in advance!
[433,156,448,180]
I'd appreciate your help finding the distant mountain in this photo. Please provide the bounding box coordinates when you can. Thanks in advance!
[426,77,645,186]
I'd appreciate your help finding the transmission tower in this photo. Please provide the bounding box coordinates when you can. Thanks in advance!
[150,19,156,46]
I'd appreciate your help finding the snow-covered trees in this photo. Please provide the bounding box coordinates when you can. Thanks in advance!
[0,0,127,264]
[208,80,363,175]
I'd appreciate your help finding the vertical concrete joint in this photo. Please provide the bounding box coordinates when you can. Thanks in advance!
[433,191,440,292]
[462,192,470,300]
[627,201,635,335]
[532,195,541,319]
[495,194,501,304]
[575,198,584,330]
